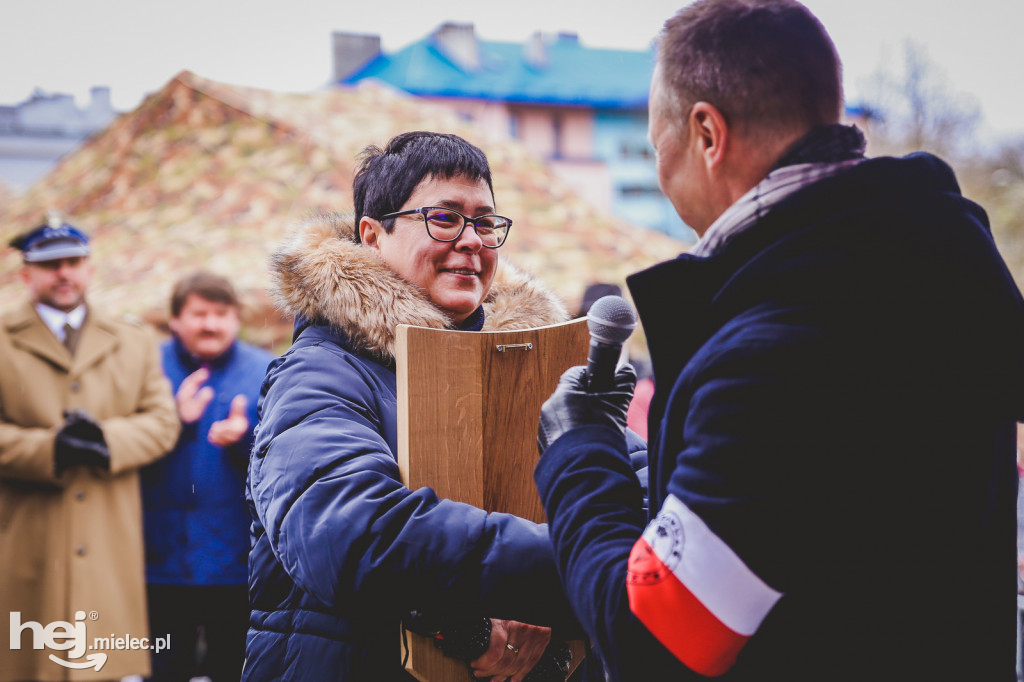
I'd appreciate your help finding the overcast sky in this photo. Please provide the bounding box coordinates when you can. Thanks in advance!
[3,0,1022,141]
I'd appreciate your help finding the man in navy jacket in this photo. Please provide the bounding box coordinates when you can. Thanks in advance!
[535,1,1024,680]
[142,271,273,681]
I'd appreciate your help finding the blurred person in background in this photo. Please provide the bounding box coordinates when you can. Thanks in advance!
[0,218,179,681]
[141,271,273,681]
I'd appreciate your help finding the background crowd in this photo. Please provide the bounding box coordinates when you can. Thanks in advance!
[0,222,273,681]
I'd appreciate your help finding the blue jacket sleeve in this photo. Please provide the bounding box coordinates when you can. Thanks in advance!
[535,325,812,679]
[536,425,685,678]
[250,342,574,628]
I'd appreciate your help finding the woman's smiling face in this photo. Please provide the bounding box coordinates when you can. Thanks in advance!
[361,174,499,324]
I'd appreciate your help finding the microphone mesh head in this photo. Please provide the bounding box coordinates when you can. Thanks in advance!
[587,295,637,344]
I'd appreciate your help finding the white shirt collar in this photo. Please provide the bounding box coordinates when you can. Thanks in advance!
[35,303,87,342]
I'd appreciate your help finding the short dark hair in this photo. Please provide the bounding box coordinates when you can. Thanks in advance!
[352,131,494,243]
[170,270,240,317]
[657,0,842,137]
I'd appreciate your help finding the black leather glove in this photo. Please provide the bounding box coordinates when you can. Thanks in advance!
[537,364,637,455]
[55,409,110,476]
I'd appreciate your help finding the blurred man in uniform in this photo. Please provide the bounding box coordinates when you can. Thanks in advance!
[0,218,179,681]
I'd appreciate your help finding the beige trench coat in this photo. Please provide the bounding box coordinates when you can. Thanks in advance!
[0,302,179,682]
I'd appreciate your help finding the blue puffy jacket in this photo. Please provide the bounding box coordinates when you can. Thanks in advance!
[244,214,581,681]
[142,336,274,585]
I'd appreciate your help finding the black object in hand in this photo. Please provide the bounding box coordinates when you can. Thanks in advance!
[521,641,573,682]
[55,409,110,475]
[537,364,636,455]
[404,611,572,681]
[585,295,637,392]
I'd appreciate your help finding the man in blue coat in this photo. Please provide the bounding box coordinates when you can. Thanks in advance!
[535,1,1024,680]
[142,270,274,681]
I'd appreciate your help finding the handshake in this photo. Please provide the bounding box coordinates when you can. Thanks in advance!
[54,409,111,476]
[404,611,572,681]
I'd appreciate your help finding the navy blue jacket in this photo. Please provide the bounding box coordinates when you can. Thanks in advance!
[142,336,273,585]
[536,153,1024,680]
[245,214,581,681]
[246,322,579,680]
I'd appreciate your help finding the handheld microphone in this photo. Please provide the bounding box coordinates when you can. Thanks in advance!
[586,295,637,392]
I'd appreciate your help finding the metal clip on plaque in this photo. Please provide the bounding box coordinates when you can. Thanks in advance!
[496,342,533,352]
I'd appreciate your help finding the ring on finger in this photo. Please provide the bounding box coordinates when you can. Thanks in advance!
[506,643,520,656]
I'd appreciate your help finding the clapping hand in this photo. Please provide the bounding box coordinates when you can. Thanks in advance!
[208,394,249,447]
[176,367,214,423]
[176,368,249,447]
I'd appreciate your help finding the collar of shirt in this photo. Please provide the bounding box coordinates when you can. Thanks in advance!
[35,303,87,342]
[689,159,862,258]
[457,306,486,331]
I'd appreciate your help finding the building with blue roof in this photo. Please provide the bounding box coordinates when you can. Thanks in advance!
[334,23,694,241]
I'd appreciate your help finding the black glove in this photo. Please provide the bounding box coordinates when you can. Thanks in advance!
[537,364,637,455]
[55,409,110,476]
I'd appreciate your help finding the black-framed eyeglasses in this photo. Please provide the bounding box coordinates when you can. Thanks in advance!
[379,206,513,248]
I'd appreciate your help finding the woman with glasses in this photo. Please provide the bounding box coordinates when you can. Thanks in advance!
[244,132,578,681]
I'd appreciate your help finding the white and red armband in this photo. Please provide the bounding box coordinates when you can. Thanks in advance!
[627,493,782,676]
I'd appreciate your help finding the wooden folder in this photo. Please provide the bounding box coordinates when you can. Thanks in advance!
[396,318,589,682]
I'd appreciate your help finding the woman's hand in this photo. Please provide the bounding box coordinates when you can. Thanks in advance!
[470,619,551,681]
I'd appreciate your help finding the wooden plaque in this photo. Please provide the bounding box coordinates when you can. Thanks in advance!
[396,318,589,682]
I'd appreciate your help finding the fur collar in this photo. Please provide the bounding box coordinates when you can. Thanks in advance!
[271,212,570,361]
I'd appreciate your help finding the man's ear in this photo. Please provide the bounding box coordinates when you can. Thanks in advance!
[359,216,382,249]
[690,101,729,171]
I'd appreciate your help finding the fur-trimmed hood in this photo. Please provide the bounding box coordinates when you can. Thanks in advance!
[271,212,570,361]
